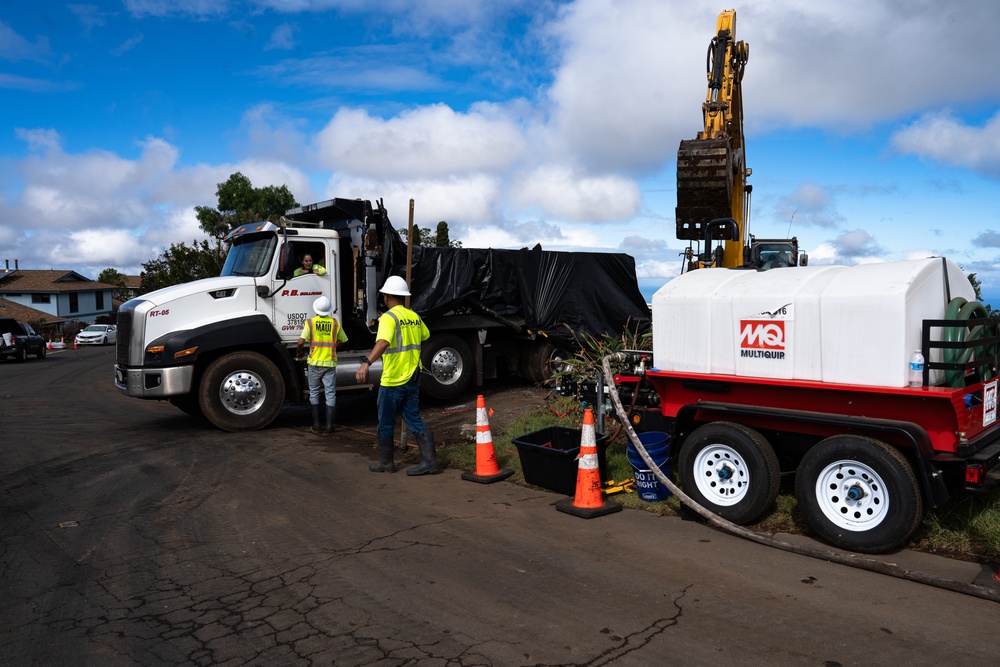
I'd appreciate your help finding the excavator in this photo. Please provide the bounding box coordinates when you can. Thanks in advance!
[675,9,804,272]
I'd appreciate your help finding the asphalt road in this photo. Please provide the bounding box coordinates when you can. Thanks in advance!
[3,346,1000,666]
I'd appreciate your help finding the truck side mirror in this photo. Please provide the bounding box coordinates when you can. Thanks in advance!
[277,243,296,279]
[799,253,808,267]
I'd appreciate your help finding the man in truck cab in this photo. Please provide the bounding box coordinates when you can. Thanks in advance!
[296,296,348,433]
[356,275,439,476]
[294,253,327,277]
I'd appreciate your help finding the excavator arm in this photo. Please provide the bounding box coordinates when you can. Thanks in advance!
[676,9,750,269]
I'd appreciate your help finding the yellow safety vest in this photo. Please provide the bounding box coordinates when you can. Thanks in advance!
[301,316,344,367]
[377,305,430,386]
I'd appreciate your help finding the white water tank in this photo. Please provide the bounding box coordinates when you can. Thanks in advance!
[650,257,975,388]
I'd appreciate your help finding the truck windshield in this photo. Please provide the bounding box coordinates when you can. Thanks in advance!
[221,234,278,277]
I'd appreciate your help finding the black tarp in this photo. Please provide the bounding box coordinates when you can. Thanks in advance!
[382,219,650,348]
[288,198,651,349]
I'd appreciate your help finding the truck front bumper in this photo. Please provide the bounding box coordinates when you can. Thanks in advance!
[115,364,194,398]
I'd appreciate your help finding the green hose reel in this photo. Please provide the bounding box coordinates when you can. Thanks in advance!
[942,297,999,387]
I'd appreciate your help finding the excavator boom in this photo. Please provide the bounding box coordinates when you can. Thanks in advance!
[676,9,749,268]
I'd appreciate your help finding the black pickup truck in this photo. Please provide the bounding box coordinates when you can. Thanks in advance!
[0,317,47,361]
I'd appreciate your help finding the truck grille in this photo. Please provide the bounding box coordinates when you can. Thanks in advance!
[116,307,133,366]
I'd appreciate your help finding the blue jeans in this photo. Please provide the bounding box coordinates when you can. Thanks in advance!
[376,374,426,438]
[308,365,337,408]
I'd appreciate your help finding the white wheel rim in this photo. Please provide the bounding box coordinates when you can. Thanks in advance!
[813,459,889,532]
[692,444,750,506]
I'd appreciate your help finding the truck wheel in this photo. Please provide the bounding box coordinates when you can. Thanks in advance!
[528,341,571,385]
[36,345,46,359]
[795,435,923,554]
[15,346,27,362]
[420,334,472,400]
[198,352,285,431]
[679,422,780,524]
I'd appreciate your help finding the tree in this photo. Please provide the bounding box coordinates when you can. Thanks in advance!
[195,172,299,240]
[433,221,462,248]
[401,221,461,248]
[966,272,997,316]
[141,239,228,293]
[141,173,299,291]
[98,267,130,301]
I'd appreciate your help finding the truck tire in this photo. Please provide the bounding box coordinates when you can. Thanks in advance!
[15,346,27,362]
[678,421,780,524]
[527,341,571,385]
[420,333,473,400]
[36,345,46,359]
[795,435,923,554]
[198,352,285,432]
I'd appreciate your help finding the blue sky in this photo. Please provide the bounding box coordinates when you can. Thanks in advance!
[3,1,1000,305]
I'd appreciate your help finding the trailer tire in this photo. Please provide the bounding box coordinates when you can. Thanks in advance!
[420,333,472,400]
[679,422,780,524]
[198,352,284,431]
[795,435,923,554]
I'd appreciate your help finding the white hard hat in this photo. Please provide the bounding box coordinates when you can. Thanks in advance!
[380,275,411,297]
[312,296,333,316]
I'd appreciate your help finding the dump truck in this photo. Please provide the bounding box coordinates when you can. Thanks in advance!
[114,197,650,431]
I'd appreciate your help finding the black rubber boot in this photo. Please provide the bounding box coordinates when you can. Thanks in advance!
[311,404,321,431]
[325,406,336,433]
[368,434,396,473]
[407,430,441,476]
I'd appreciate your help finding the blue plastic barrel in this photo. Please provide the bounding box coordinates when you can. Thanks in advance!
[626,431,672,502]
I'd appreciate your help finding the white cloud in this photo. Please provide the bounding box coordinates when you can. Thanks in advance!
[266,23,297,51]
[891,111,1000,177]
[509,166,641,222]
[315,104,528,178]
[0,20,52,63]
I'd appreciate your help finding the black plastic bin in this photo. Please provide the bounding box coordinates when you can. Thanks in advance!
[512,426,610,496]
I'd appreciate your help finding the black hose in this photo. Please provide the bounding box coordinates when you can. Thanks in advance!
[601,352,1000,603]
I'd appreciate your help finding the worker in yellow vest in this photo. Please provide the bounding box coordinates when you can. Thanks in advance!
[297,296,348,433]
[355,275,438,475]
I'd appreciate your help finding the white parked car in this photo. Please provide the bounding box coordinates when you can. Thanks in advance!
[75,324,117,346]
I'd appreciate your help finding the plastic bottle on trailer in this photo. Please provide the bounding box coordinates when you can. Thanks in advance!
[908,350,925,388]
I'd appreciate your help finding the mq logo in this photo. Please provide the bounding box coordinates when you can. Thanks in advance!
[739,319,787,360]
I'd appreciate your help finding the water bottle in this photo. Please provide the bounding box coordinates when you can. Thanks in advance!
[908,350,925,388]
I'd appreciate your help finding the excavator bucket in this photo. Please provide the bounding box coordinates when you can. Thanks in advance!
[675,138,733,240]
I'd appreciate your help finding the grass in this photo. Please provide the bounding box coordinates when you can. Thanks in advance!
[439,395,1000,563]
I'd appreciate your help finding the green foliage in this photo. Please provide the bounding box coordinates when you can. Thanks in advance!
[142,172,299,292]
[401,221,462,248]
[433,221,462,248]
[97,267,131,301]
[194,172,299,240]
[551,320,652,392]
[140,239,228,293]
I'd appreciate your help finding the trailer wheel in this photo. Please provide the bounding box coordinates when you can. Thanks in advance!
[679,422,780,524]
[420,333,472,400]
[198,352,284,431]
[795,435,923,554]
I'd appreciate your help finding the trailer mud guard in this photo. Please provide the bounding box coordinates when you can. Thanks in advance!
[675,401,951,508]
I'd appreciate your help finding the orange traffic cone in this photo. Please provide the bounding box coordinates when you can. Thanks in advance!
[73,340,78,350]
[462,395,514,484]
[556,409,622,518]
